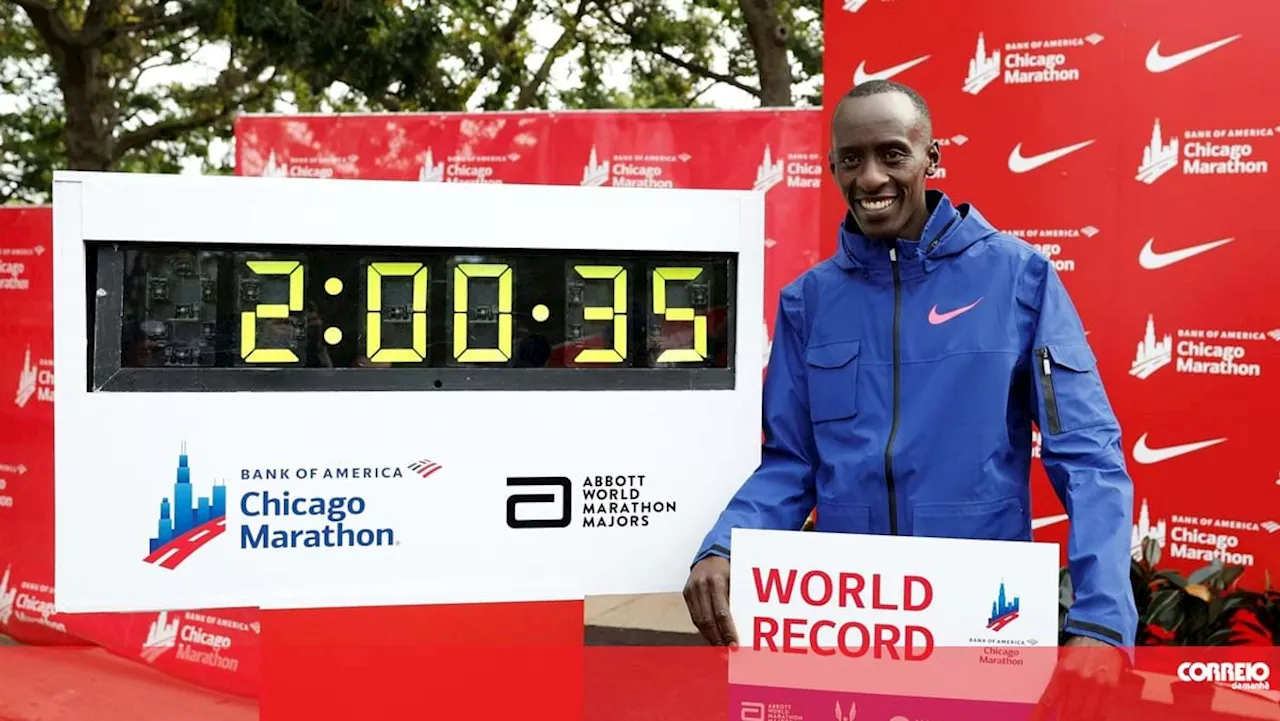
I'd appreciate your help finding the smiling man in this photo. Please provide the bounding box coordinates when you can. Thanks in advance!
[683,80,1137,717]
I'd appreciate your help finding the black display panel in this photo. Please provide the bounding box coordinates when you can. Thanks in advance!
[89,242,737,392]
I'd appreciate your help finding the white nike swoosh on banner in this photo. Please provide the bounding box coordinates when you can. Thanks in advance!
[1032,514,1069,530]
[1132,433,1227,464]
[853,55,931,85]
[1138,237,1234,269]
[1145,35,1242,73]
[1007,140,1095,173]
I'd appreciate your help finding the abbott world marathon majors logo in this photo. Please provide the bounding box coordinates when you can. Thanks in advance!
[417,147,515,184]
[140,610,251,673]
[1136,118,1277,184]
[1132,498,1280,568]
[1004,225,1099,273]
[1129,314,1276,381]
[962,31,1104,95]
[579,146,690,188]
[143,443,442,570]
[505,474,677,530]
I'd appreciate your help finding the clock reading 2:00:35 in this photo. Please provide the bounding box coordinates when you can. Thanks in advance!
[89,242,738,393]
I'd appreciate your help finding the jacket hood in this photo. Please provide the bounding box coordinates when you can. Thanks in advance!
[833,190,999,276]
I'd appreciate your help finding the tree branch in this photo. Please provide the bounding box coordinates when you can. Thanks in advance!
[113,65,276,159]
[597,7,760,98]
[515,0,591,109]
[11,0,79,48]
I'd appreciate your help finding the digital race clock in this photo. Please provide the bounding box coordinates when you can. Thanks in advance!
[53,171,766,614]
[92,243,735,392]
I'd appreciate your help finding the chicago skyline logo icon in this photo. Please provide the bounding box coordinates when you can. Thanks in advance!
[144,443,228,571]
[144,443,447,568]
[986,581,1020,632]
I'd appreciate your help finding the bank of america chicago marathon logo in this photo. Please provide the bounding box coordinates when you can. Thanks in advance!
[1136,118,1278,184]
[1132,498,1280,568]
[417,147,516,184]
[962,31,1103,96]
[579,146,689,188]
[143,444,444,570]
[13,346,53,409]
[970,581,1038,654]
[1003,225,1099,274]
[139,610,253,673]
[1129,314,1277,381]
[505,474,677,530]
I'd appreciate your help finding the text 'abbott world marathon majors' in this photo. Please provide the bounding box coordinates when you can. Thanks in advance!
[143,444,436,571]
[505,474,677,530]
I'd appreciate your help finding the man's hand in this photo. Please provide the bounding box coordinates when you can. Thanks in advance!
[683,556,738,646]
[1030,635,1126,721]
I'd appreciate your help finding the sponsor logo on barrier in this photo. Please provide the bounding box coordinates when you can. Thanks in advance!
[1004,225,1098,272]
[144,443,437,570]
[1137,118,1275,184]
[141,610,244,672]
[754,147,824,193]
[258,150,359,179]
[1133,498,1279,567]
[1130,315,1269,380]
[1132,433,1227,464]
[1145,35,1241,74]
[0,462,21,511]
[853,54,931,85]
[506,474,677,530]
[0,569,66,634]
[1138,236,1234,269]
[580,146,689,189]
[1008,139,1095,174]
[13,347,53,408]
[0,566,14,626]
[1178,661,1271,691]
[417,147,515,184]
[963,32,1103,96]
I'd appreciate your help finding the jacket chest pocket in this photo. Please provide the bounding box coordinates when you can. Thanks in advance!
[805,340,861,423]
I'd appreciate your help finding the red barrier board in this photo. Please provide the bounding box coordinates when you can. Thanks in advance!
[823,0,1280,581]
[0,206,260,699]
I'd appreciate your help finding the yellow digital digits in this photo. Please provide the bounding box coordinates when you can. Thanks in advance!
[367,262,429,363]
[573,265,627,363]
[240,260,304,363]
[453,263,513,362]
[653,267,707,363]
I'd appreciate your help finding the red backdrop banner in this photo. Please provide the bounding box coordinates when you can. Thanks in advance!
[823,0,1280,580]
[0,206,260,699]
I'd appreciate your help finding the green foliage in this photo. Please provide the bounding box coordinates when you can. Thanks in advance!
[2,0,824,204]
[1058,538,1278,647]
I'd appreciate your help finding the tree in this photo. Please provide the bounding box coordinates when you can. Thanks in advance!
[1,0,823,205]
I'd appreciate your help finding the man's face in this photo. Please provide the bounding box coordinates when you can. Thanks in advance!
[829,92,940,242]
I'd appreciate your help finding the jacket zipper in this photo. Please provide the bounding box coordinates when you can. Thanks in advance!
[885,247,902,535]
[1037,348,1063,435]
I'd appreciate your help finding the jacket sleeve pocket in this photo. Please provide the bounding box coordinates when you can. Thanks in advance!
[1034,343,1111,436]
[805,340,861,423]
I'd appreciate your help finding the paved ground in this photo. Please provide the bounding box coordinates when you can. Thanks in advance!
[583,591,704,645]
[0,638,256,721]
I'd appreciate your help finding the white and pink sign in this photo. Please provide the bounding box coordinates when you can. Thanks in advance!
[728,528,1060,720]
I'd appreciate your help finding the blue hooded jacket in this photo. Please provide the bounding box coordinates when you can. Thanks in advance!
[695,190,1137,649]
